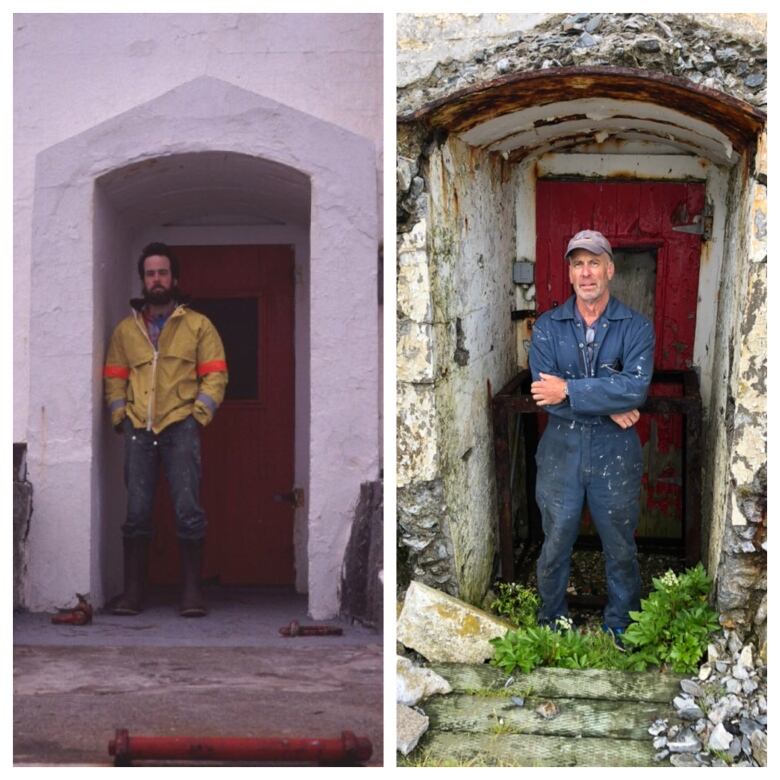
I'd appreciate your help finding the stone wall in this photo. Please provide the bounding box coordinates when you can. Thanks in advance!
[340,481,383,629]
[398,13,766,115]
[13,445,32,611]
[706,134,767,650]
[397,129,517,603]
[397,12,767,634]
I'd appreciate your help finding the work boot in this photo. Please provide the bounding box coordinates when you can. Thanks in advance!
[179,539,206,617]
[112,537,149,615]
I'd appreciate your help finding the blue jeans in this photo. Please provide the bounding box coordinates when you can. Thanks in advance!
[535,417,643,629]
[122,415,206,541]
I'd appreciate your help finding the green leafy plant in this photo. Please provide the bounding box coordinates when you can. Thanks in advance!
[489,564,720,676]
[490,582,540,629]
[490,623,633,675]
[621,563,720,674]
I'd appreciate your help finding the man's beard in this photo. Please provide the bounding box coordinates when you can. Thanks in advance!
[143,286,175,305]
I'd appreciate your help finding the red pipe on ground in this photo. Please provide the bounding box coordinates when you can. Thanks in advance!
[108,729,372,765]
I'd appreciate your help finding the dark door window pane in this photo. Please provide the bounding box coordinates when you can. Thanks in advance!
[191,298,258,401]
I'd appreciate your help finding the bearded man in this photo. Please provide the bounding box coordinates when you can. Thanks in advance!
[103,242,228,617]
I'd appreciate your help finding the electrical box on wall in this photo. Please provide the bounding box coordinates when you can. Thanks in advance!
[513,261,534,284]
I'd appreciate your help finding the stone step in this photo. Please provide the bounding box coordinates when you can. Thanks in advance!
[413,730,658,767]
[427,663,683,703]
[425,693,675,741]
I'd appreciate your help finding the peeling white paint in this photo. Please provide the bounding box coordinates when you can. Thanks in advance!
[461,98,737,165]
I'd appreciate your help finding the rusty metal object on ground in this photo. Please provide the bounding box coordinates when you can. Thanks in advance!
[51,593,93,625]
[108,728,372,766]
[279,619,343,637]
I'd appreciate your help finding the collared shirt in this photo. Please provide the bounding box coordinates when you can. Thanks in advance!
[529,294,655,423]
[573,307,603,377]
[142,303,176,349]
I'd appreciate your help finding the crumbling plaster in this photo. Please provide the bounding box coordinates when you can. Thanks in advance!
[703,138,767,646]
[398,133,517,602]
[26,77,378,620]
[397,13,766,635]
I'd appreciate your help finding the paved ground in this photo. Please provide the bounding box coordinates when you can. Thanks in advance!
[14,587,383,767]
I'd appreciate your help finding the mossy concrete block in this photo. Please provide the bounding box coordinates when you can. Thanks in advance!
[397,580,513,663]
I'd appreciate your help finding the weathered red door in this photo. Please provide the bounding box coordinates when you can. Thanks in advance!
[535,179,705,539]
[149,245,296,585]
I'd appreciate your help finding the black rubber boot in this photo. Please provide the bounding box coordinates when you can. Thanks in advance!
[179,539,207,617]
[112,537,149,616]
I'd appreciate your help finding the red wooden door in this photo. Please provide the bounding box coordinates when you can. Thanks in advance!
[148,245,296,585]
[535,180,705,539]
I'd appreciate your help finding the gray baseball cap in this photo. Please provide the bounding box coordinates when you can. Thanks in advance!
[565,230,613,259]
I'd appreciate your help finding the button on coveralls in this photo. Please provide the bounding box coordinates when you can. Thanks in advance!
[529,295,655,628]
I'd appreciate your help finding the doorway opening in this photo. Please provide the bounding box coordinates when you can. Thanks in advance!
[94,151,311,603]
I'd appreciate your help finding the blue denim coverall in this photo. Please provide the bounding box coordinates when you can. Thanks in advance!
[529,294,655,628]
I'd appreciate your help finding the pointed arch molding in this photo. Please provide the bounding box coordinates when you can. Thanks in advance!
[27,76,378,617]
[400,66,765,162]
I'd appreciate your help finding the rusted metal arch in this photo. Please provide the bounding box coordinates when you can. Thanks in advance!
[399,66,766,157]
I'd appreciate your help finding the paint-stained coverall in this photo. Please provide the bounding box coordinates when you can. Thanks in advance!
[529,294,655,628]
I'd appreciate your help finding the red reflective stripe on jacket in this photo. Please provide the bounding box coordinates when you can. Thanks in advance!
[197,360,228,376]
[104,364,130,379]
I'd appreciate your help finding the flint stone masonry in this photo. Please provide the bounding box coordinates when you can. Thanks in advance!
[396,581,513,663]
[397,477,457,595]
[397,13,766,115]
[396,655,452,707]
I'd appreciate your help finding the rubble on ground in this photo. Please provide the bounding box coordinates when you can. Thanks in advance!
[647,630,767,767]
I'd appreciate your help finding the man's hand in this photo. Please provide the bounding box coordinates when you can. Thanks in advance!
[610,409,640,429]
[531,372,567,406]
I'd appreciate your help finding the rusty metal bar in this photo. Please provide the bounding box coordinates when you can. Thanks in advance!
[109,729,372,766]
[492,391,515,582]
[398,66,766,156]
[279,620,343,637]
[683,371,703,565]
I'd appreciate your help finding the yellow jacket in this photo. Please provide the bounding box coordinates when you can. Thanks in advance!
[104,303,228,433]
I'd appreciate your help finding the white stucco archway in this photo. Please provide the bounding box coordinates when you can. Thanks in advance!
[27,76,379,618]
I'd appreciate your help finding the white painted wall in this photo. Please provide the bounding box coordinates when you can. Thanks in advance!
[14,12,383,442]
[16,16,381,619]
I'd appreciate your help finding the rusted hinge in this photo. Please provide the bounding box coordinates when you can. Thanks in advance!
[673,202,713,241]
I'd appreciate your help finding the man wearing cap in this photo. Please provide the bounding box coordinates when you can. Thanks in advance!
[529,229,655,640]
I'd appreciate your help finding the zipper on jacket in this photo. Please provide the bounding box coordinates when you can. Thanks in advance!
[132,305,184,431]
[133,311,161,432]
[147,350,158,431]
